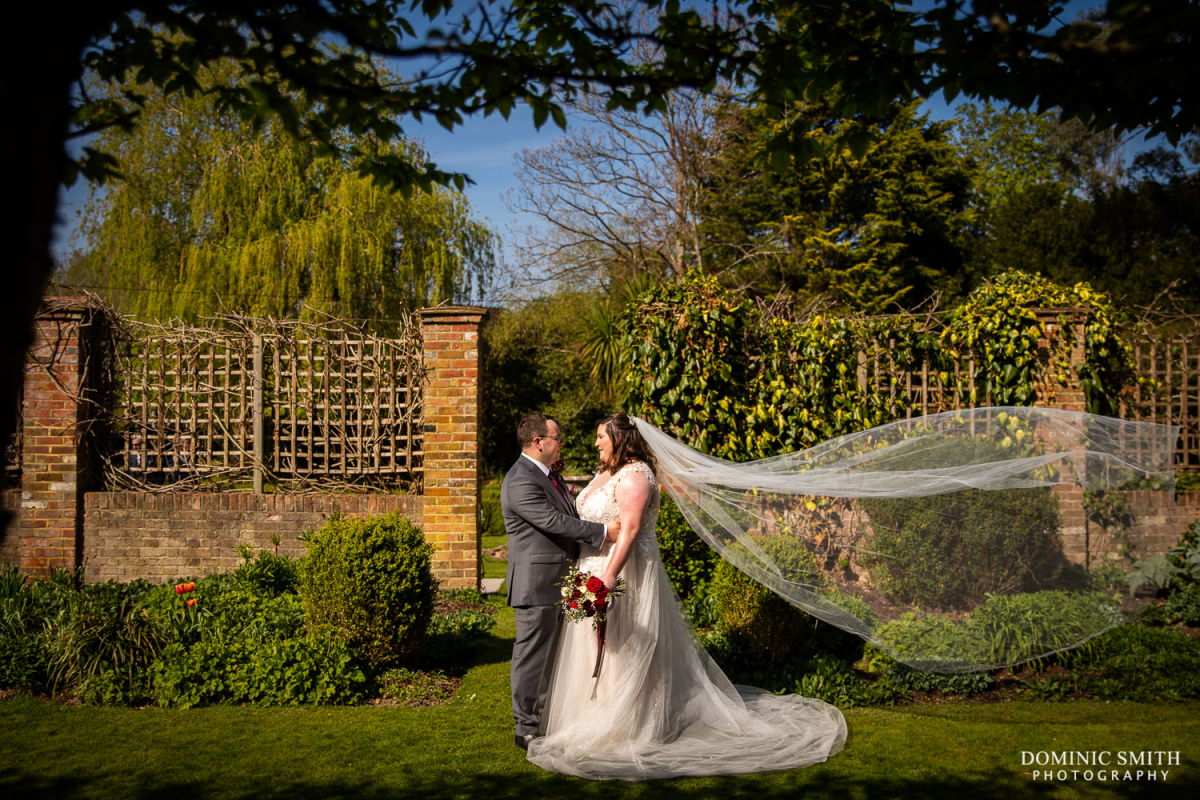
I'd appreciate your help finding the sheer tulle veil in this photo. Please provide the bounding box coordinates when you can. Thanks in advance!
[632,407,1180,672]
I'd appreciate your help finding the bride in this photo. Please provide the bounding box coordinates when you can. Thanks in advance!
[526,413,848,780]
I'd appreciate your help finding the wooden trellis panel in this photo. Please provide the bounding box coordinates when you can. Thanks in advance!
[119,333,254,482]
[1123,334,1200,473]
[110,318,423,491]
[271,336,423,478]
[853,343,974,420]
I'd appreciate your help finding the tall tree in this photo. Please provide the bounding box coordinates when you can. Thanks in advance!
[702,99,977,312]
[67,59,494,329]
[958,103,1200,308]
[509,85,718,285]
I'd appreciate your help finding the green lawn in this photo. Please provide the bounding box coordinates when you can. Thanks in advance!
[3,607,1197,800]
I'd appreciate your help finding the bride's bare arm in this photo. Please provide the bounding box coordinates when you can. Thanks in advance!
[594,468,654,589]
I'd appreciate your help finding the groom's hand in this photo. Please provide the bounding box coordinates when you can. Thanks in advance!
[605,517,622,542]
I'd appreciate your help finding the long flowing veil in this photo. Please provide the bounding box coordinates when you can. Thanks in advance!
[634,407,1180,673]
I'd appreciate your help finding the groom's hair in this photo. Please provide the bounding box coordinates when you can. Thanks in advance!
[517,414,558,449]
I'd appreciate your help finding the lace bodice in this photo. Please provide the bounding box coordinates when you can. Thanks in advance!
[576,460,660,563]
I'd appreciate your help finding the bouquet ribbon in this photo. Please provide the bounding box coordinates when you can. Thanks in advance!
[592,618,607,678]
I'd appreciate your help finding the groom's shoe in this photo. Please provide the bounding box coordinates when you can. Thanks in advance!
[515,733,539,750]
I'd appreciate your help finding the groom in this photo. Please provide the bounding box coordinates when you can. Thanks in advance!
[501,413,618,750]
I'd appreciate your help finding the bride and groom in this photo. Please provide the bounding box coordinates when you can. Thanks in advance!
[501,412,847,781]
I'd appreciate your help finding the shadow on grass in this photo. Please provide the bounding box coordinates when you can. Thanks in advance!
[3,763,1195,800]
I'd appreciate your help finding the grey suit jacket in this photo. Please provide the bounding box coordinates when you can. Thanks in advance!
[501,456,606,607]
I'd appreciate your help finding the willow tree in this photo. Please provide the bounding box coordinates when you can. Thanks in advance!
[69,61,494,332]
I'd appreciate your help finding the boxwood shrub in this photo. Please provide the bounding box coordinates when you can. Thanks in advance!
[300,512,436,667]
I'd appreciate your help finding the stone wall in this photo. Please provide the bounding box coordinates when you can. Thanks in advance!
[82,492,422,583]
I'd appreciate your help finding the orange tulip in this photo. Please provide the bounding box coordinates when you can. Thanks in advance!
[186,598,196,607]
[183,582,196,592]
[174,584,185,594]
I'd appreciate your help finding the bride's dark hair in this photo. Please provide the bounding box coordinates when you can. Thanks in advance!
[597,412,657,476]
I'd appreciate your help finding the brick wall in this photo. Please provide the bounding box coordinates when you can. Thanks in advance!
[83,492,422,583]
[1065,489,1200,567]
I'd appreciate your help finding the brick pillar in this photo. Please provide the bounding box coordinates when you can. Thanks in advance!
[1033,308,1090,564]
[6,298,95,574]
[420,306,489,590]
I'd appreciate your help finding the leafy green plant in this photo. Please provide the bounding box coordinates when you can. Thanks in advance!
[791,651,901,708]
[874,591,1122,670]
[48,596,167,700]
[242,636,367,706]
[1089,560,1128,593]
[1057,624,1200,701]
[710,536,823,663]
[623,271,1140,463]
[1125,555,1182,597]
[943,271,1135,414]
[0,627,51,691]
[657,495,719,600]
[860,476,1063,609]
[234,541,300,597]
[970,590,1123,666]
[881,662,991,696]
[420,603,498,668]
[1164,583,1200,625]
[300,512,436,667]
[150,638,253,709]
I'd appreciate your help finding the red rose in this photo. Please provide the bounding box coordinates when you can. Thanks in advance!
[570,602,578,609]
[586,576,604,593]
[595,586,608,598]
[571,589,582,600]
[594,599,607,612]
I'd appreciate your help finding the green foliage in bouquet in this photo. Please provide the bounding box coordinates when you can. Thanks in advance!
[300,512,436,667]
[710,535,824,663]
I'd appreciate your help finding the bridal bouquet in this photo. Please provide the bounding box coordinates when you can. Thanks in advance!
[558,565,625,677]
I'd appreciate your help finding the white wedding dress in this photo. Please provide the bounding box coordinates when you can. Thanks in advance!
[526,461,848,781]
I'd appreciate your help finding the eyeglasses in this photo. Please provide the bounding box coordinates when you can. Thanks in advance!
[539,435,564,442]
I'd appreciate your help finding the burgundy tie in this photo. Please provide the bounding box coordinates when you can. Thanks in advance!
[551,471,567,497]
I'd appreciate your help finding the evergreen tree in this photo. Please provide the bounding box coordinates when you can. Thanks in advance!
[67,60,494,331]
[701,99,977,312]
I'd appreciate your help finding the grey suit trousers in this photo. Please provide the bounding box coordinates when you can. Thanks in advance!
[511,604,563,737]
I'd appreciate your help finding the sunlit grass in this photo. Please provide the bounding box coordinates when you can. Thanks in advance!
[2,606,1197,800]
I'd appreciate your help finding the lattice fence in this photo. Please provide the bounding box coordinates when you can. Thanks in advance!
[1123,333,1200,473]
[110,314,423,491]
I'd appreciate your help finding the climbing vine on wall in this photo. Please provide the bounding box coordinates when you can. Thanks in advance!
[622,271,1135,458]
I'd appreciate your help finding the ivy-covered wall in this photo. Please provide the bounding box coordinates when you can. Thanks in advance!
[621,271,1136,462]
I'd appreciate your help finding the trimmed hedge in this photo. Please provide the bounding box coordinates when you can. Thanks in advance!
[300,512,437,667]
